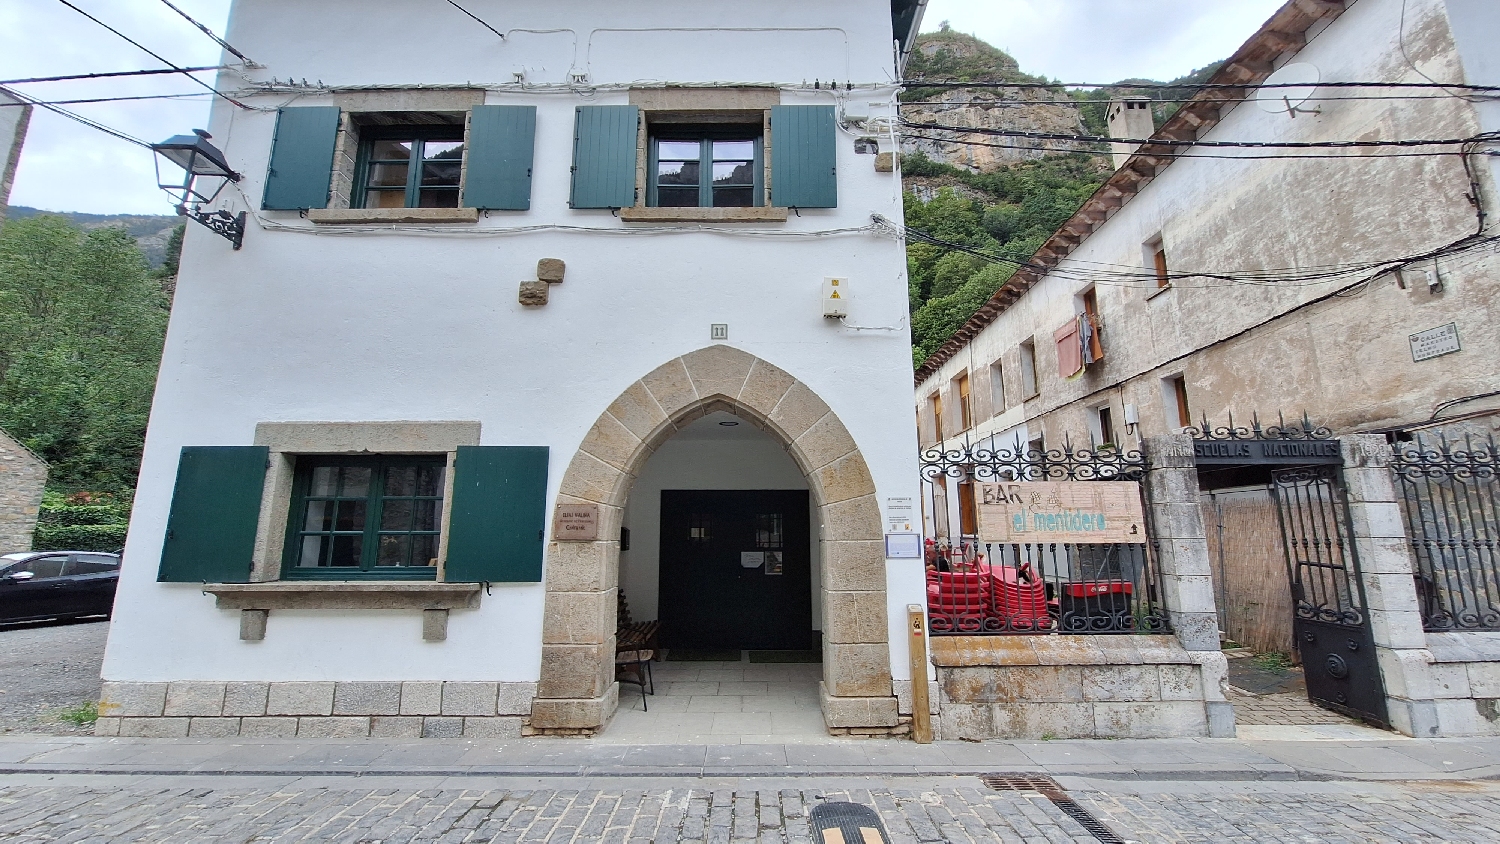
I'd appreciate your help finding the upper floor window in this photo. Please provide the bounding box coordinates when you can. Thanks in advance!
[356,129,465,209]
[650,129,763,208]
[284,455,446,579]
[954,372,972,431]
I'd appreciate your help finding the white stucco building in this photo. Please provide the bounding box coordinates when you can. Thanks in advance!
[99,0,929,738]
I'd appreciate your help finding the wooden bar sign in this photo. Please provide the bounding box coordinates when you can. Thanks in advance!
[977,481,1145,544]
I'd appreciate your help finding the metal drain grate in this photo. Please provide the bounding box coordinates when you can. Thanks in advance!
[980,774,1126,844]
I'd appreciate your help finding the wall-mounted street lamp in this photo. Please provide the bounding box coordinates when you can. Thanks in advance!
[151,129,246,250]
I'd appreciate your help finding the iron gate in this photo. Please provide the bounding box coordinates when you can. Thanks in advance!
[1191,414,1388,726]
[1271,465,1388,726]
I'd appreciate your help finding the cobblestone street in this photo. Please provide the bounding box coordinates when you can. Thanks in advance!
[0,777,1498,843]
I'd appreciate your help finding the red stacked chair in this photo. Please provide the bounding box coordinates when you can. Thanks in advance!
[926,570,990,632]
[985,563,1051,631]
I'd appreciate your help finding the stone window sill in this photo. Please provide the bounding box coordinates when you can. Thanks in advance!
[305,208,480,225]
[618,206,789,223]
[1147,283,1173,300]
[205,581,481,610]
[204,582,482,642]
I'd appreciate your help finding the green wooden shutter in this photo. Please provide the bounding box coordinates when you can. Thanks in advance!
[569,105,639,209]
[463,105,537,210]
[445,446,550,582]
[771,105,838,208]
[157,446,268,583]
[262,107,341,210]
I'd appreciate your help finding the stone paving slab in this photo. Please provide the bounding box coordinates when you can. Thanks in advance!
[0,776,1497,842]
[1,735,1500,782]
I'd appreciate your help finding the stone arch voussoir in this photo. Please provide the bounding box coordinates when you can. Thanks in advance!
[529,345,896,733]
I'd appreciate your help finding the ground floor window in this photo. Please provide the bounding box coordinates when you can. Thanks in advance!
[283,455,445,579]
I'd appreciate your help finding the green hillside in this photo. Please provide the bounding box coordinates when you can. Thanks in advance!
[901,29,1222,367]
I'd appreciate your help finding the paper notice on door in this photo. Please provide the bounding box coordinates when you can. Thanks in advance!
[763,550,784,575]
[740,551,765,569]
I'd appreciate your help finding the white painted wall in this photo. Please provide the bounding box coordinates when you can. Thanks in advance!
[102,0,924,685]
[618,412,819,630]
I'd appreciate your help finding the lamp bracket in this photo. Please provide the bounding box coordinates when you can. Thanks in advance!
[179,205,246,250]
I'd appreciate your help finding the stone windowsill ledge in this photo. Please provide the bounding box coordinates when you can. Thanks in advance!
[618,206,789,223]
[930,634,1192,667]
[204,581,482,611]
[305,208,480,225]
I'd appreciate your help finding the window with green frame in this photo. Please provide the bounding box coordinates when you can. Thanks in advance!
[649,127,762,208]
[354,127,465,209]
[283,456,446,580]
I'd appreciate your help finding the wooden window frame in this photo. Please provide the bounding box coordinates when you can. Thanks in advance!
[647,127,764,209]
[1097,405,1116,448]
[353,126,465,210]
[1081,288,1105,362]
[930,392,944,441]
[955,372,972,432]
[282,454,447,581]
[1019,339,1039,400]
[989,361,1006,416]
[957,481,978,537]
[1169,376,1192,429]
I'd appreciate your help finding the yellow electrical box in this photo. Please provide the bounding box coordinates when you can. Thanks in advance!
[822,276,849,318]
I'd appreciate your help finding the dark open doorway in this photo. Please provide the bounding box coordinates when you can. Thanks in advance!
[658,489,812,651]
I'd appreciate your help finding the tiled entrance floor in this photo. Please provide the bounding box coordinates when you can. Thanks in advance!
[596,655,836,745]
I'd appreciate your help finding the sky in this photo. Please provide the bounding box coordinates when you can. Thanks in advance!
[2,0,1286,216]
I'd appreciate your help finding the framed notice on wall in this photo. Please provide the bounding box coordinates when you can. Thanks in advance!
[977,481,1145,543]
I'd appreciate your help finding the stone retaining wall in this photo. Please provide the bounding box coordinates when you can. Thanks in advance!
[95,681,537,739]
[929,635,1227,740]
[0,428,45,553]
[1426,632,1500,735]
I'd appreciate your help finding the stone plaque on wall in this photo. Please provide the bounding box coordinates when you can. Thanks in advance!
[977,481,1145,544]
[554,504,599,541]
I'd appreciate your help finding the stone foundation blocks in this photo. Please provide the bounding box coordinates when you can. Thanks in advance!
[98,682,167,718]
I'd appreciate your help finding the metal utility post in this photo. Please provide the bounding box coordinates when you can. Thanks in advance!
[907,603,932,743]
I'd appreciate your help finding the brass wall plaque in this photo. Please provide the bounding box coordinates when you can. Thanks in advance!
[554,503,599,541]
[977,481,1145,544]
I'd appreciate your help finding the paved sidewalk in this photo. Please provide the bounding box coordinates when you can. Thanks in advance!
[0,733,1498,782]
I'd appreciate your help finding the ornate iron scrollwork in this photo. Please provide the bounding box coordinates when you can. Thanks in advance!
[1186,410,1333,442]
[179,205,246,250]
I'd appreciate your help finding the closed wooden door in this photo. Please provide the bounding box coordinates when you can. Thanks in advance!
[659,490,812,650]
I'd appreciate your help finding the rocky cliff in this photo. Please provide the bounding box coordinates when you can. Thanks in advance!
[900,29,1088,172]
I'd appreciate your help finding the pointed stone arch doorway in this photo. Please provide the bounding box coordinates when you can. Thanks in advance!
[529,345,897,734]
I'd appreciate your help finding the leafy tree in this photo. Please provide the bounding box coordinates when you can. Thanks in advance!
[0,215,169,495]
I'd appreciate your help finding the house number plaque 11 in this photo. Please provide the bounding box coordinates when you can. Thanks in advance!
[554,504,599,541]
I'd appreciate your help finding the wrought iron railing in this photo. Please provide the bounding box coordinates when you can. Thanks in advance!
[1391,434,1500,632]
[919,438,1168,635]
[1186,411,1334,442]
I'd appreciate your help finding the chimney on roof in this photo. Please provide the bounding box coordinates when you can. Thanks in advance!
[1106,97,1155,169]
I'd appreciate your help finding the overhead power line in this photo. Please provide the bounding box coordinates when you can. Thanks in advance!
[901,119,1487,150]
[0,92,213,107]
[901,132,1475,161]
[53,0,248,109]
[899,79,1500,93]
[155,0,258,66]
[444,0,505,40]
[2,86,151,149]
[0,66,227,86]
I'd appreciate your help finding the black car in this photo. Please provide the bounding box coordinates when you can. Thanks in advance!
[0,551,120,623]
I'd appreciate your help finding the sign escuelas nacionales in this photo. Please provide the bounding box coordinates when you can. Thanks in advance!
[977,481,1146,544]
[1192,439,1342,465]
